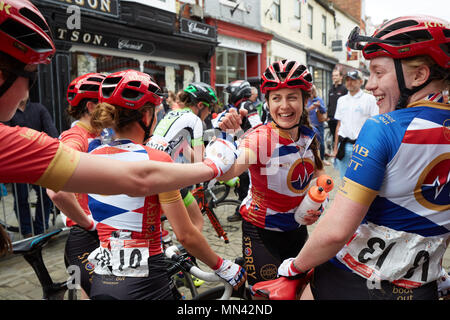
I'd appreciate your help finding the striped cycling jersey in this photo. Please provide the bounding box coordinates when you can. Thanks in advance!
[58,121,99,227]
[332,93,449,287]
[239,122,317,232]
[87,139,181,256]
[0,124,79,191]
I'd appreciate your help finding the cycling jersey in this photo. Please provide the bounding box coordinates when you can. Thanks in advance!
[0,124,79,192]
[330,94,449,289]
[152,107,204,148]
[87,139,181,277]
[59,121,99,227]
[239,122,317,231]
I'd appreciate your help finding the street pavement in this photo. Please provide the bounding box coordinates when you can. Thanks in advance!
[0,164,448,300]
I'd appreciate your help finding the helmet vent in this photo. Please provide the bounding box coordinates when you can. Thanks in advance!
[19,8,50,35]
[127,81,141,88]
[376,20,418,38]
[0,19,52,51]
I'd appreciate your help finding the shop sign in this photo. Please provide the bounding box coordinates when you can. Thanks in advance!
[55,27,155,54]
[41,0,120,18]
[179,18,216,40]
[331,40,343,52]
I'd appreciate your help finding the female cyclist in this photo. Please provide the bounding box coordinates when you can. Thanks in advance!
[278,15,449,300]
[150,82,220,231]
[218,60,324,286]
[0,0,240,256]
[86,69,246,299]
[47,73,106,299]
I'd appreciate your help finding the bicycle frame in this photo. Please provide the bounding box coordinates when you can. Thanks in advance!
[191,183,229,244]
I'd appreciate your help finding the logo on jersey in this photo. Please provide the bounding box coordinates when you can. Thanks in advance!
[415,153,450,211]
[287,158,314,194]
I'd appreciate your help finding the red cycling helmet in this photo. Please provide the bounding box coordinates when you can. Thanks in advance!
[67,73,106,107]
[261,60,313,94]
[99,69,162,110]
[348,15,449,69]
[0,0,55,65]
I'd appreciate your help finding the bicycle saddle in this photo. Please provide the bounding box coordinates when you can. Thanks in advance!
[12,229,63,254]
[250,270,313,300]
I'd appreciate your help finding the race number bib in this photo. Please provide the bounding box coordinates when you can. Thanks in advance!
[147,136,170,152]
[88,239,150,277]
[336,222,447,289]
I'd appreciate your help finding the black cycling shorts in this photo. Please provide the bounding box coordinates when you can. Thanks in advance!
[242,220,308,286]
[64,225,99,296]
[89,253,179,300]
[311,260,438,300]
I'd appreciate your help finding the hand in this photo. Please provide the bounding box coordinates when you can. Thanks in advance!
[203,133,239,179]
[218,108,247,133]
[214,258,247,289]
[301,209,322,225]
[278,257,304,278]
[86,215,98,231]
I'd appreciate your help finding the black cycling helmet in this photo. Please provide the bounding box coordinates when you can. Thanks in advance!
[225,80,252,107]
[184,82,218,108]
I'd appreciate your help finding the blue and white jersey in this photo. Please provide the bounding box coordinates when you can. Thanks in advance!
[333,94,449,288]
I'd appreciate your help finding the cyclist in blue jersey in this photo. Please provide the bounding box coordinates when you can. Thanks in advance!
[277,15,449,300]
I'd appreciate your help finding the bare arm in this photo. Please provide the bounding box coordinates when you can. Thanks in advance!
[162,199,220,268]
[46,189,93,229]
[291,193,369,272]
[61,152,215,196]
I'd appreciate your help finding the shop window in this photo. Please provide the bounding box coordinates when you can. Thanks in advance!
[71,52,195,98]
[215,47,246,106]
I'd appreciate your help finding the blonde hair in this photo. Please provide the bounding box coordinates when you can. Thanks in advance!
[90,102,154,133]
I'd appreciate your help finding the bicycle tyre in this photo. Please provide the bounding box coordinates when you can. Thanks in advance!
[203,199,242,262]
[208,182,230,203]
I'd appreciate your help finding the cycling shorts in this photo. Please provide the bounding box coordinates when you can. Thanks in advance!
[89,253,179,300]
[242,220,308,285]
[64,226,99,296]
[310,260,438,300]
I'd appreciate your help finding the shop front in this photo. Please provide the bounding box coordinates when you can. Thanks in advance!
[307,50,338,106]
[32,0,217,132]
[206,19,272,105]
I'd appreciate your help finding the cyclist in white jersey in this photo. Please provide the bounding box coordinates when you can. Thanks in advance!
[149,82,219,231]
[277,15,449,300]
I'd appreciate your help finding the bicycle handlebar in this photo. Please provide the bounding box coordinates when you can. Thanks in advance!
[165,245,233,300]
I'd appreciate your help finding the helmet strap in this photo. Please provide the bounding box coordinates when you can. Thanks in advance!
[138,110,155,143]
[0,73,18,98]
[393,59,433,109]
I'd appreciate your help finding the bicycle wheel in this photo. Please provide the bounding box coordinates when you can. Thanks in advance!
[203,200,242,262]
[323,125,334,157]
[207,182,230,203]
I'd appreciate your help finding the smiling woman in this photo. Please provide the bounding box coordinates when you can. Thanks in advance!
[217,59,327,287]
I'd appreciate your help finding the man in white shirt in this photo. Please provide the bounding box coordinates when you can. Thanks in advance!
[332,70,378,178]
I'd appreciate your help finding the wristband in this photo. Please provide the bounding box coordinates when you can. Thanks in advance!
[212,256,224,271]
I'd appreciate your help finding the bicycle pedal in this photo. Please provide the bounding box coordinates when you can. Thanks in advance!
[192,276,204,287]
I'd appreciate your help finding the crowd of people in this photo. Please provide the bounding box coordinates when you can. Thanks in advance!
[0,0,448,301]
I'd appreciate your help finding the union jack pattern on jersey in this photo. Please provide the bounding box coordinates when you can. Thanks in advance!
[87,139,180,256]
[333,93,449,288]
[239,123,317,231]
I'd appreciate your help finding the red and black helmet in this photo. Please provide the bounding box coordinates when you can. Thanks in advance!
[99,69,162,110]
[261,60,313,94]
[67,73,106,107]
[348,15,449,69]
[0,0,55,65]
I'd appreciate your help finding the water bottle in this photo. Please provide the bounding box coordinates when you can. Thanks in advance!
[316,174,334,193]
[294,186,328,225]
